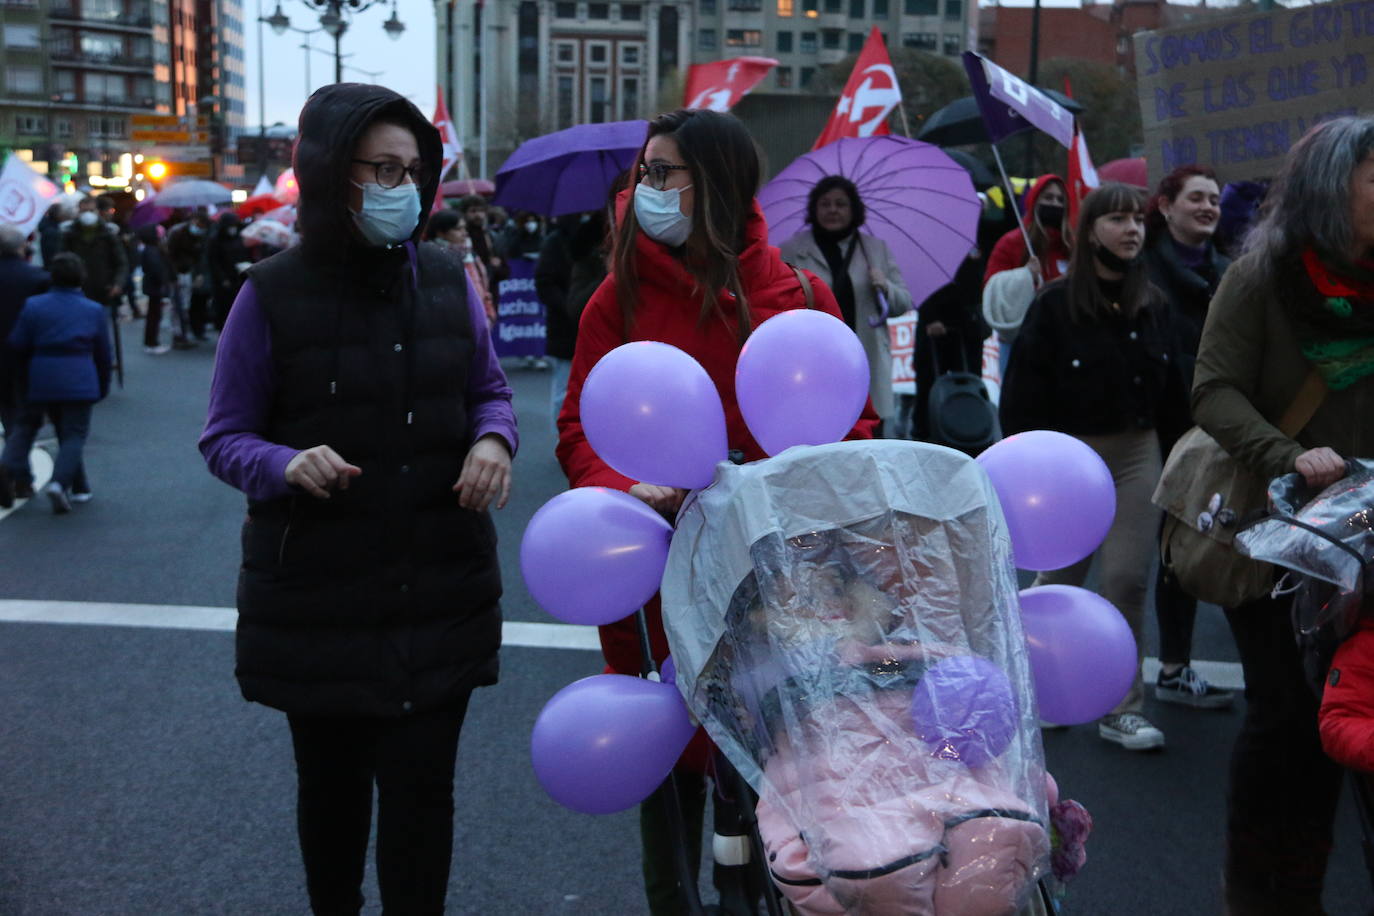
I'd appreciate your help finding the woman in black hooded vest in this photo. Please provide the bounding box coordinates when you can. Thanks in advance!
[199,84,517,915]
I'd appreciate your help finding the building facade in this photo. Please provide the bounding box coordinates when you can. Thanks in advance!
[0,0,245,188]
[435,0,973,178]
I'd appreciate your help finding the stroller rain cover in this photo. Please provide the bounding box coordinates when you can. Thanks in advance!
[661,440,1051,915]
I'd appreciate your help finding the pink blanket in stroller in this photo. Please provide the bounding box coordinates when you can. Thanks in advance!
[756,685,1048,916]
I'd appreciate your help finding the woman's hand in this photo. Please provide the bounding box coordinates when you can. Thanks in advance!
[454,434,513,511]
[1295,447,1346,489]
[629,483,687,518]
[869,267,888,294]
[285,445,362,499]
[1025,255,1043,288]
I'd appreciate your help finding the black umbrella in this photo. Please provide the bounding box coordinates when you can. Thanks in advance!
[939,149,998,188]
[916,91,1084,148]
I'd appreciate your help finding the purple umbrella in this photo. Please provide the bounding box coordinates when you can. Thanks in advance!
[758,136,981,310]
[494,120,647,218]
[129,194,172,230]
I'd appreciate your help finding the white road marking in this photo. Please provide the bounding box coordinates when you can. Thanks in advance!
[0,599,1244,687]
[0,599,603,651]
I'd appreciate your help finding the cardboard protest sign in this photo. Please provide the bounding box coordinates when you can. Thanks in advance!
[1134,0,1374,187]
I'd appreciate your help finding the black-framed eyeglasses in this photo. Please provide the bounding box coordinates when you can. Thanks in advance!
[353,158,427,190]
[638,162,691,191]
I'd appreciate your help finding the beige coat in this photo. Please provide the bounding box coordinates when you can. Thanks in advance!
[779,230,912,422]
[1192,250,1374,480]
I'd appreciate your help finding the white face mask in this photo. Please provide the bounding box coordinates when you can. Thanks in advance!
[78,211,99,227]
[350,180,421,247]
[634,183,692,247]
[524,220,539,234]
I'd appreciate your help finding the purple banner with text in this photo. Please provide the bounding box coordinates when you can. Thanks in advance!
[494,256,547,359]
[963,51,1075,148]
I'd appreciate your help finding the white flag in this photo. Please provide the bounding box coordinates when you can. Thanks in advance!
[0,155,61,237]
[252,174,273,197]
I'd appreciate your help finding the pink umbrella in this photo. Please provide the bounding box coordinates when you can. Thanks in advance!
[758,135,981,309]
[440,178,495,197]
[1098,158,1148,189]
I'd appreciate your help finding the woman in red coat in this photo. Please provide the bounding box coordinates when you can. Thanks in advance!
[1320,617,1374,773]
[556,108,878,915]
[983,173,1071,288]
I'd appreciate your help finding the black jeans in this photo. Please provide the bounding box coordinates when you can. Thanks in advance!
[1224,592,1344,914]
[286,696,472,916]
[1156,563,1198,668]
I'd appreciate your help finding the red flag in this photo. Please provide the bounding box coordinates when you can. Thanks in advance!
[683,57,778,112]
[812,28,901,150]
[433,87,463,181]
[1066,125,1099,232]
[1062,79,1098,232]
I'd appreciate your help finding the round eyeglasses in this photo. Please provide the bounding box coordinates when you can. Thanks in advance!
[352,158,427,190]
[638,162,691,191]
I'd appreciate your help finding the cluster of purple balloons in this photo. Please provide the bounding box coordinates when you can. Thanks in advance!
[976,431,1137,725]
[576,311,870,492]
[523,312,869,815]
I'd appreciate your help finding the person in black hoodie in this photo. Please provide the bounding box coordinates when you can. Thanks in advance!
[1001,182,1187,753]
[206,211,250,330]
[198,83,517,916]
[1142,165,1237,711]
[135,225,172,353]
[535,210,608,428]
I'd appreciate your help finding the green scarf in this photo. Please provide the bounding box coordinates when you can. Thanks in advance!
[1292,248,1374,391]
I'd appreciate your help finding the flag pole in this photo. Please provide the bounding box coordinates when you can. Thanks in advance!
[990,141,1033,255]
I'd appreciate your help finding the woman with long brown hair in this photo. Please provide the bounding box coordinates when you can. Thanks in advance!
[556,108,877,914]
[1000,181,1184,752]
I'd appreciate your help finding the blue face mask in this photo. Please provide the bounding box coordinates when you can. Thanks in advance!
[350,180,421,247]
[633,183,692,247]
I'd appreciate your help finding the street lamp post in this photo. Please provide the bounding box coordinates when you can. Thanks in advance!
[263,0,404,87]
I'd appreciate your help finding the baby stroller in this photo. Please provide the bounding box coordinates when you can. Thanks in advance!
[660,439,1054,915]
[1236,458,1374,898]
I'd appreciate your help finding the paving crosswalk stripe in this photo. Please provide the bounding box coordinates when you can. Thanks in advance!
[0,599,1244,686]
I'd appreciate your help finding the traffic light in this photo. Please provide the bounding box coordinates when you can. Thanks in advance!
[60,152,79,180]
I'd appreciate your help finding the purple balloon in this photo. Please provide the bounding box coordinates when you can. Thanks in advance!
[531,674,696,815]
[520,487,673,626]
[1018,585,1138,725]
[735,310,869,456]
[659,654,677,687]
[580,342,727,490]
[911,655,1019,767]
[976,430,1116,571]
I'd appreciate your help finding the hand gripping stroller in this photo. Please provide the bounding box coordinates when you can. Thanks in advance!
[660,439,1053,915]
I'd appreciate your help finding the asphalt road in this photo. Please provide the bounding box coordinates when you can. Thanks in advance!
[0,337,1368,915]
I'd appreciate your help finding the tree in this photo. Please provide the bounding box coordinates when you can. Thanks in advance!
[817,47,968,138]
[1036,57,1142,165]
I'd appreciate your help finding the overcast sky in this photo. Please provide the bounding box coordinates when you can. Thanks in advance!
[245,0,438,130]
[242,0,1240,131]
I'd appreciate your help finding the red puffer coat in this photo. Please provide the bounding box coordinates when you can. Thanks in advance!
[1320,616,1374,774]
[556,198,879,678]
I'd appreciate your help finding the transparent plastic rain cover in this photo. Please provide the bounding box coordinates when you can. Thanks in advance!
[661,440,1050,915]
[1236,458,1374,639]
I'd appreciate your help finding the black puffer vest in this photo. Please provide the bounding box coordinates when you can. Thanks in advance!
[236,243,502,717]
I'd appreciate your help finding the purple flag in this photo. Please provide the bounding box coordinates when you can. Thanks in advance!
[962,51,1074,149]
[494,257,548,358]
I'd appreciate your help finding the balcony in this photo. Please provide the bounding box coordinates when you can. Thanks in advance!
[50,49,155,70]
[48,7,153,30]
[2,0,40,10]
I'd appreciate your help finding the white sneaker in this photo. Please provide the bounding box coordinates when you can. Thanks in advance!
[1098,713,1164,751]
[44,481,71,515]
[144,345,171,355]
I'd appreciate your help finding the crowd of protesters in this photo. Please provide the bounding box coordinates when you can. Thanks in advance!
[2,91,1372,916]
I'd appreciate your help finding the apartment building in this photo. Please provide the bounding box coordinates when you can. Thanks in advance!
[436,0,973,174]
[0,0,245,186]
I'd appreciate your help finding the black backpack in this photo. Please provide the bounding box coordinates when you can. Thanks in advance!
[925,331,1000,455]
